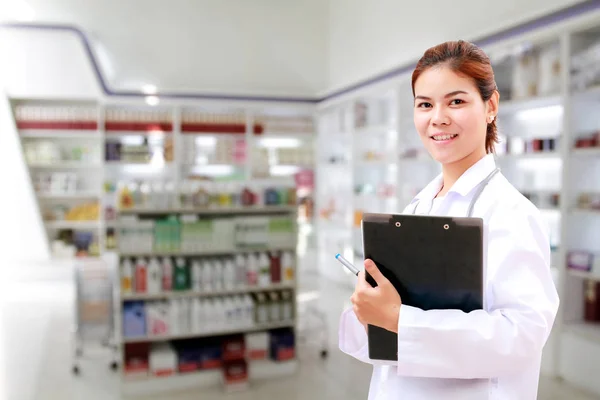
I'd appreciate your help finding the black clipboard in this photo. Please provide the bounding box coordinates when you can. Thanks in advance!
[361,212,484,361]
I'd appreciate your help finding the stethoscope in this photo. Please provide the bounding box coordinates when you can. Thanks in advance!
[410,167,501,217]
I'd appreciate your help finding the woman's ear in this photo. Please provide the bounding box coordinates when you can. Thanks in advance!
[487,90,500,119]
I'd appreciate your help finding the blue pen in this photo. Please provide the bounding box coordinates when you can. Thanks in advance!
[335,253,360,276]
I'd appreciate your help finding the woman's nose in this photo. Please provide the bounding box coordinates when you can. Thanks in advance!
[431,107,450,126]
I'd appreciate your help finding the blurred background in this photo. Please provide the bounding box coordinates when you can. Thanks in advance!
[1,0,600,399]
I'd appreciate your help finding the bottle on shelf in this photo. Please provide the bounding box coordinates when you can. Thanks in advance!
[191,259,202,291]
[173,257,190,291]
[235,254,247,288]
[213,258,224,291]
[246,253,258,286]
[282,252,295,283]
[223,258,236,290]
[135,257,148,293]
[147,257,162,294]
[202,259,213,292]
[121,258,134,295]
[258,252,271,287]
[161,257,173,292]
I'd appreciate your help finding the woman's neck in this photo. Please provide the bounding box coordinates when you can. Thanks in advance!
[437,150,487,197]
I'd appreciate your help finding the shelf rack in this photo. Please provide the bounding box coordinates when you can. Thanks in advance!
[114,205,300,394]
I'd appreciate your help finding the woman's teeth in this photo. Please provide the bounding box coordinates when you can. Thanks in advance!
[432,134,458,141]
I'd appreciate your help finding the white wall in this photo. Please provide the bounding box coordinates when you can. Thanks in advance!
[0,0,328,98]
[325,0,586,93]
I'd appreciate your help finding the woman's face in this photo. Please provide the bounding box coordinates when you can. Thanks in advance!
[413,66,496,166]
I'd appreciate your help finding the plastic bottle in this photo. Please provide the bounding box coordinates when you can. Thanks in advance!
[121,258,134,294]
[282,252,295,283]
[281,291,293,321]
[135,257,148,293]
[161,257,173,291]
[200,299,211,333]
[147,257,162,294]
[169,299,180,335]
[246,253,258,286]
[190,298,201,333]
[191,260,202,291]
[202,260,213,292]
[258,252,271,287]
[223,258,236,290]
[223,297,234,328]
[173,257,189,291]
[235,254,247,288]
[269,251,282,283]
[213,298,224,331]
[213,259,224,291]
[179,299,190,334]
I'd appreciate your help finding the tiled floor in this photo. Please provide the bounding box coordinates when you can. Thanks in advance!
[0,254,598,400]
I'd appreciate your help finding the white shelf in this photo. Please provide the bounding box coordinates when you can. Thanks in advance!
[118,205,297,216]
[572,148,600,157]
[354,159,394,167]
[105,130,173,138]
[570,208,600,217]
[28,161,102,169]
[19,129,101,139]
[118,246,297,257]
[44,220,100,229]
[122,283,295,301]
[565,322,600,344]
[499,93,562,114]
[36,191,101,200]
[567,269,600,281]
[572,84,600,101]
[123,321,295,344]
[354,125,393,135]
[496,151,560,160]
[122,359,298,396]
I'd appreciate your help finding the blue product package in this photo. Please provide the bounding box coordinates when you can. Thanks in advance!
[269,328,295,361]
[123,301,146,338]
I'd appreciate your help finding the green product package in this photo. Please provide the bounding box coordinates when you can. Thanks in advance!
[173,258,190,291]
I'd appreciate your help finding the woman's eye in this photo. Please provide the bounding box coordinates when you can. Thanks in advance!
[450,99,465,105]
[417,102,432,108]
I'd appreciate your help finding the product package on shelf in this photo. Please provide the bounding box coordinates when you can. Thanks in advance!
[245,332,269,360]
[124,343,150,377]
[222,359,249,392]
[14,103,98,130]
[118,221,154,253]
[149,343,178,377]
[123,301,146,338]
[269,328,295,362]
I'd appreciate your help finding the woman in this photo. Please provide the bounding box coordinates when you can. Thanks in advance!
[338,40,559,400]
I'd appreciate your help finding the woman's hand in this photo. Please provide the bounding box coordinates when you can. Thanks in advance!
[351,259,402,333]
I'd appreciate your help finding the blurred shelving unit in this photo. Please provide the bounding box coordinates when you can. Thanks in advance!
[8,100,316,261]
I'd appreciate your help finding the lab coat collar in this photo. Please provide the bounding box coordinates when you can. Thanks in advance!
[410,154,497,204]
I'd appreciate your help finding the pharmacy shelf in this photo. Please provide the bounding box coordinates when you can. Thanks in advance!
[567,269,600,281]
[118,205,298,216]
[123,320,296,344]
[564,322,600,345]
[118,246,297,258]
[44,220,100,229]
[28,162,102,169]
[105,130,173,138]
[496,151,561,160]
[354,125,393,135]
[498,93,562,114]
[19,129,102,139]
[36,191,101,200]
[122,282,296,301]
[570,208,600,217]
[571,148,600,157]
[572,84,600,101]
[122,359,298,396]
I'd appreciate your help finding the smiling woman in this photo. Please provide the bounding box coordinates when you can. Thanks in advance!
[338,40,559,400]
[411,41,500,197]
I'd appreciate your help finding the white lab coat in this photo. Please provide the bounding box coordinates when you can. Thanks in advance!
[338,154,559,400]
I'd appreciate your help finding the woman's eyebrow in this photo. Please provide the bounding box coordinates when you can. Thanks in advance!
[414,90,469,101]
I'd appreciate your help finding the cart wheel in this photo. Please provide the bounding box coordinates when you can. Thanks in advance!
[72,365,80,375]
[320,350,328,359]
[110,361,118,371]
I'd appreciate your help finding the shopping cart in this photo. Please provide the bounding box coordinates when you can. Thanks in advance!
[72,256,119,375]
[296,300,329,359]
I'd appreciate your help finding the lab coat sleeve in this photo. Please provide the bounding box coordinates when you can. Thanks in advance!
[338,307,398,366]
[395,206,559,379]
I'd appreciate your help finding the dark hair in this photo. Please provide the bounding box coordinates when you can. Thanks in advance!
[411,40,498,154]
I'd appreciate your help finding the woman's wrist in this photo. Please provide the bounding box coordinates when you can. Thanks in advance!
[386,304,400,333]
